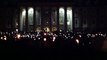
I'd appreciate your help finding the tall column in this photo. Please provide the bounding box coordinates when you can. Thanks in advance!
[41,7,43,31]
[72,7,75,32]
[26,7,28,32]
[64,7,67,32]
[33,7,36,32]
[18,7,20,32]
[49,8,52,32]
[80,8,83,32]
[57,7,59,31]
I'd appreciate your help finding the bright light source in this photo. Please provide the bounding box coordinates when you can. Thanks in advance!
[1,37,3,40]
[52,37,56,42]
[28,7,34,14]
[22,9,26,16]
[71,36,73,39]
[53,37,56,40]
[34,39,36,40]
[76,39,79,44]
[79,35,82,38]
[17,34,21,39]
[38,37,40,40]
[44,33,47,36]
[101,34,103,36]
[59,8,64,14]
[43,38,47,41]
[52,39,55,42]
[27,35,30,38]
[4,36,7,40]
[60,30,62,32]
[11,32,13,34]
[96,34,98,36]
[4,37,7,40]
[67,21,70,25]
[16,29,18,32]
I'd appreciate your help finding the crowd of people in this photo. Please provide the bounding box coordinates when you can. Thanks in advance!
[0,31,106,50]
[0,31,106,58]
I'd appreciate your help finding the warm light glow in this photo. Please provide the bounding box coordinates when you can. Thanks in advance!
[4,36,7,40]
[52,37,56,42]
[36,27,41,32]
[16,29,18,32]
[60,30,62,32]
[1,37,3,40]
[52,39,55,42]
[76,39,79,44]
[96,34,98,36]
[44,27,50,32]
[17,34,21,39]
[4,37,7,40]
[43,38,47,41]
[44,33,47,36]
[101,34,103,36]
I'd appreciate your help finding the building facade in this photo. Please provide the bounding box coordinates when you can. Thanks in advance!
[14,3,74,32]
[12,2,100,32]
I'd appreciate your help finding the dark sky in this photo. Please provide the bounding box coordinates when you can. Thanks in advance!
[0,0,107,7]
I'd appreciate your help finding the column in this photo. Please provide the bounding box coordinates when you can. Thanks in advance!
[57,7,59,31]
[41,7,43,31]
[18,7,20,32]
[80,8,83,32]
[64,7,67,32]
[72,7,75,32]
[33,7,36,32]
[49,8,52,32]
[25,7,28,32]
